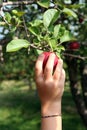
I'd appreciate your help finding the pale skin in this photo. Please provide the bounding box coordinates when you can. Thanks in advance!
[35,53,65,130]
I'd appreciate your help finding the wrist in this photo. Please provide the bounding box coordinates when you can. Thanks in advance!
[41,101,62,116]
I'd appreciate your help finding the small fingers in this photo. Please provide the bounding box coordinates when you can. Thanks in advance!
[53,59,63,80]
[60,69,66,83]
[44,53,55,80]
[35,54,44,79]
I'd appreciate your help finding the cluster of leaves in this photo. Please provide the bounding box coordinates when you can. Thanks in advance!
[1,9,25,31]
[5,2,78,57]
[1,0,86,58]
[28,8,77,55]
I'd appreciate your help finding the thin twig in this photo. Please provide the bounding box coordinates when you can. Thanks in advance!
[30,44,43,50]
[20,4,29,38]
[0,1,36,7]
[63,52,87,60]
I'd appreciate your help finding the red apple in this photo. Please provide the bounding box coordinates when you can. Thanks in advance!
[43,52,58,70]
[79,17,84,23]
[69,42,80,50]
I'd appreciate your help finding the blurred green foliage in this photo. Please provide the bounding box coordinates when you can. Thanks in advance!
[0,80,86,130]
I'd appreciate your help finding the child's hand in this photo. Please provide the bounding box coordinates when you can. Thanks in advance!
[35,53,65,116]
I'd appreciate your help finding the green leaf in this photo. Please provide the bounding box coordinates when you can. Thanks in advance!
[35,49,43,55]
[29,19,43,27]
[12,10,18,14]
[48,25,54,33]
[62,8,77,18]
[10,26,17,32]
[48,38,57,50]
[54,24,66,39]
[37,0,50,8]
[60,30,76,43]
[56,45,65,57]
[43,9,60,28]
[16,11,25,17]
[29,26,40,36]
[5,12,11,23]
[70,4,84,9]
[6,39,30,52]
[10,16,20,25]
[54,24,61,38]
[58,45,65,51]
[12,10,25,17]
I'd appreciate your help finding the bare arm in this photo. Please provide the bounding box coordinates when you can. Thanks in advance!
[35,53,65,130]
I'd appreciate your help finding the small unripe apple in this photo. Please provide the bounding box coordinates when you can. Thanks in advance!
[69,42,80,50]
[43,52,58,70]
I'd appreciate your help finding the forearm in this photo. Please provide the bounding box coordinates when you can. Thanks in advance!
[41,116,62,130]
[35,53,65,130]
[41,101,62,130]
